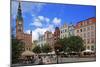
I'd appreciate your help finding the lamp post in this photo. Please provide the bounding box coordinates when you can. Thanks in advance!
[56,49,59,64]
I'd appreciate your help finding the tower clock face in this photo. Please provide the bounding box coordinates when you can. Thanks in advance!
[18,21,22,24]
[17,21,23,32]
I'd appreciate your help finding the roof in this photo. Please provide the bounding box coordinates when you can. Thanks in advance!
[75,17,96,29]
[82,49,94,52]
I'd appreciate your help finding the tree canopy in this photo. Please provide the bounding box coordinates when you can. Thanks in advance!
[32,45,41,53]
[12,39,24,64]
[41,44,52,53]
[54,36,85,53]
[67,36,85,52]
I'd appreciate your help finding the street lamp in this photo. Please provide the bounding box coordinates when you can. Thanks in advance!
[56,49,59,64]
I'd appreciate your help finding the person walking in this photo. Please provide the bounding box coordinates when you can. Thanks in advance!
[38,56,44,65]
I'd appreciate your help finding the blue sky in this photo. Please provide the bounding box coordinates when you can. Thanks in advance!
[11,1,96,40]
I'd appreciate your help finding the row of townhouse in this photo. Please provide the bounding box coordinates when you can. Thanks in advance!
[60,23,74,39]
[37,25,74,51]
[37,31,54,50]
[75,17,96,51]
[37,17,96,51]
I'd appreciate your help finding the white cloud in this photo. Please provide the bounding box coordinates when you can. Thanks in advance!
[11,1,45,21]
[45,17,50,22]
[38,16,44,21]
[38,16,50,23]
[25,29,42,41]
[32,32,39,41]
[30,18,42,27]
[47,25,55,33]
[31,21,42,27]
[30,16,50,27]
[52,17,61,25]
[32,28,47,40]
[29,24,55,41]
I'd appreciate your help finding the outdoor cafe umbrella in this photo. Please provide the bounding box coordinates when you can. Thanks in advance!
[82,49,94,53]
[48,51,55,55]
[21,50,35,56]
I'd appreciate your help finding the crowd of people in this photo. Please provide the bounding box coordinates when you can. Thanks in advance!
[20,55,55,65]
[19,52,96,65]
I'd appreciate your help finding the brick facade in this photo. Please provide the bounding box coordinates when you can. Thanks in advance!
[16,2,32,51]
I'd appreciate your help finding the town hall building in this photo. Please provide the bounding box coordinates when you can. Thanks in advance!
[16,2,32,51]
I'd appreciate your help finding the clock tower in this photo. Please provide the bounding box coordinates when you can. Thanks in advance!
[15,1,32,51]
[16,2,23,39]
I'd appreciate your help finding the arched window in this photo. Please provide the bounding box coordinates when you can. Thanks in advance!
[87,46,90,50]
[91,45,94,51]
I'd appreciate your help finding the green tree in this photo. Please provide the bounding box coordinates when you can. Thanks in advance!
[67,36,85,52]
[54,39,63,53]
[32,45,41,53]
[54,37,68,52]
[12,39,24,64]
[11,22,24,64]
[41,44,52,53]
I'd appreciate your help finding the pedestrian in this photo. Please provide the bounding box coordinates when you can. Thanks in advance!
[34,55,40,64]
[38,56,44,65]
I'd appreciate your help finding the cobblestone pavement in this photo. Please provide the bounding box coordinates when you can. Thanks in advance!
[12,57,96,66]
[50,57,96,64]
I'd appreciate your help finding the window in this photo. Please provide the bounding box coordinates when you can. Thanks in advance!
[91,45,94,51]
[77,30,79,33]
[18,29,21,32]
[84,33,86,38]
[84,39,86,44]
[63,30,65,33]
[89,19,93,24]
[87,46,90,50]
[61,30,62,33]
[65,29,67,32]
[91,32,95,37]
[80,29,82,32]
[91,25,95,30]
[87,32,90,37]
[85,46,87,50]
[27,48,28,50]
[87,26,90,30]
[81,23,83,26]
[83,28,86,32]
[91,38,95,43]
[62,30,64,33]
[29,48,30,51]
[87,39,90,44]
